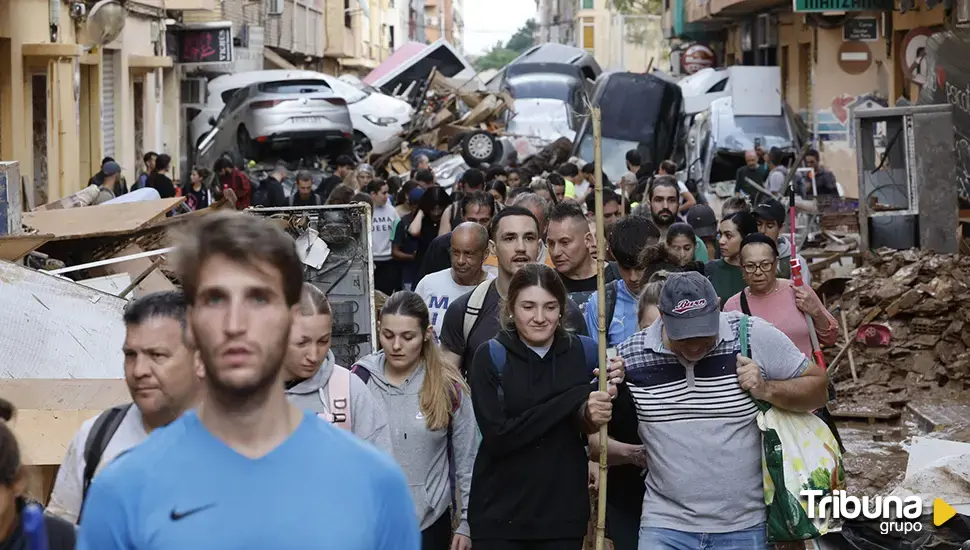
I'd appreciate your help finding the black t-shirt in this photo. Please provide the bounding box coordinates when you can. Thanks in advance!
[316,175,343,201]
[419,233,453,280]
[607,385,647,512]
[439,280,589,376]
[253,176,287,208]
[148,173,175,199]
[290,192,322,207]
[393,213,420,287]
[560,269,617,316]
[182,184,209,210]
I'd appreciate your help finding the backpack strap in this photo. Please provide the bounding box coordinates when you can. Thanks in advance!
[487,340,507,408]
[446,381,463,523]
[320,366,353,432]
[80,404,132,516]
[739,290,752,316]
[578,335,599,375]
[604,281,619,342]
[349,364,372,385]
[463,280,493,345]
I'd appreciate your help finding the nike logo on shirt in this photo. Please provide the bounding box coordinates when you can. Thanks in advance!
[170,503,216,521]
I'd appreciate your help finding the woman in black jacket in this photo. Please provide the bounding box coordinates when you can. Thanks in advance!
[0,398,75,549]
[468,263,622,550]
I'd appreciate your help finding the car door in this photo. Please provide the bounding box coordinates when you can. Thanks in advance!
[197,87,250,166]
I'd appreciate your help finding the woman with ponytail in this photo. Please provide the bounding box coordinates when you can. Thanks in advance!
[351,291,476,550]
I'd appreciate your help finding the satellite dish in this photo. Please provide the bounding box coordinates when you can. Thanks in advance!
[81,0,126,48]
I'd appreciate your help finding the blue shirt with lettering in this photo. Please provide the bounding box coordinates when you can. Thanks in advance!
[77,410,420,550]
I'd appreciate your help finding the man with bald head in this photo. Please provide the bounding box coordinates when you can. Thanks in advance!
[735,149,768,204]
[413,222,494,341]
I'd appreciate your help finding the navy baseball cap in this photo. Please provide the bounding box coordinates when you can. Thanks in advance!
[685,204,717,238]
[753,199,786,224]
[659,271,721,340]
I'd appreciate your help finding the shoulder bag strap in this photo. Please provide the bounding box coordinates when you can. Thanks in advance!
[462,280,492,344]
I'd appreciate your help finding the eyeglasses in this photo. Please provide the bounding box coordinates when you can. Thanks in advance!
[742,261,775,274]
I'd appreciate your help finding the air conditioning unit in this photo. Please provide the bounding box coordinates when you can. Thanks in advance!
[957,0,969,25]
[268,0,283,16]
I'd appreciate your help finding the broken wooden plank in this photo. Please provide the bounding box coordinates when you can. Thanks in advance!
[91,243,175,295]
[828,407,901,423]
[22,198,185,241]
[0,233,53,261]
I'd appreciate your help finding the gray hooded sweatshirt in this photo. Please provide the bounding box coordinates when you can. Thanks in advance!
[284,350,393,455]
[777,234,812,285]
[353,351,476,538]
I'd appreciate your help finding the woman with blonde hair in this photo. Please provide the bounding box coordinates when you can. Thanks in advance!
[283,283,392,454]
[351,291,476,550]
[637,270,669,330]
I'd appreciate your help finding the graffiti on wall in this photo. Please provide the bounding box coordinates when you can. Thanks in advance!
[816,93,889,146]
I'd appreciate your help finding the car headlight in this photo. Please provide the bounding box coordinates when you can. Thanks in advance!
[363,115,399,126]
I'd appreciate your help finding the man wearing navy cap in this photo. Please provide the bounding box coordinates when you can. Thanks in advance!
[615,271,827,549]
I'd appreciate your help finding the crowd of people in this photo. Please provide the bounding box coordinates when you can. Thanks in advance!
[3,148,844,550]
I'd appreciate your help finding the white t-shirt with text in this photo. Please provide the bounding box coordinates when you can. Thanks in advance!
[372,202,400,262]
[414,269,494,341]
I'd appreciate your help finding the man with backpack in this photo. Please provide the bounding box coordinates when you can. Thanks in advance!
[438,206,588,377]
[47,291,203,524]
[583,215,657,348]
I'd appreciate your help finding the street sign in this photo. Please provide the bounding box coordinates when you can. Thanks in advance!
[794,0,892,12]
[843,17,880,41]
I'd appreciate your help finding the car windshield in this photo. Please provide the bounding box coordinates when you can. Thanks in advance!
[508,78,578,102]
[577,135,639,182]
[257,80,333,94]
[321,77,368,103]
[716,113,793,151]
[507,99,575,139]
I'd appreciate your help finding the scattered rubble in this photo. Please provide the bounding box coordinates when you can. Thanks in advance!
[826,248,970,414]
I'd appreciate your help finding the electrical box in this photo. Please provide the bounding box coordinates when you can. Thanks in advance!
[247,204,377,368]
[853,104,958,253]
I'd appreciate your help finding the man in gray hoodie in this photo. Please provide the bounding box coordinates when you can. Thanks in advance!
[284,349,393,455]
[351,352,477,547]
[753,199,812,285]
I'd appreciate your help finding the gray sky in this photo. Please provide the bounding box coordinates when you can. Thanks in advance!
[463,0,538,55]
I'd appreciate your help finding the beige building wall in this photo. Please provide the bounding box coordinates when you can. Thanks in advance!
[576,0,664,72]
[0,0,175,203]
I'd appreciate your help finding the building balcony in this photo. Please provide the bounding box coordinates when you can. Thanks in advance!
[265,0,326,57]
[324,0,356,58]
[683,0,786,23]
[163,0,217,10]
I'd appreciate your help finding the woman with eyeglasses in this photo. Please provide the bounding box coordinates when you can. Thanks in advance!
[705,211,758,308]
[723,233,839,357]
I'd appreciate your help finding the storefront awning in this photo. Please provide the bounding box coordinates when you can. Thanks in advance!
[263,48,297,70]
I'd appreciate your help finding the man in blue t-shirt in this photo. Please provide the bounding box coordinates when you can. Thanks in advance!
[78,211,420,550]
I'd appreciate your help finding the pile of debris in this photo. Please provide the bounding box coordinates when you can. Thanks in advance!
[827,248,970,411]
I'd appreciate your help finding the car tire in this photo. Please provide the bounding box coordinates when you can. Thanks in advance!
[236,126,254,161]
[460,130,499,167]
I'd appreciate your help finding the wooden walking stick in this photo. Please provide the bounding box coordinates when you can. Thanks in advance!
[591,106,610,550]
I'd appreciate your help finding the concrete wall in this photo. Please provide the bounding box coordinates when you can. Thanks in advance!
[577,0,665,72]
[0,0,170,202]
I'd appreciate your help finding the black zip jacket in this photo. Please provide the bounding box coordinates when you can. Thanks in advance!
[0,499,75,550]
[468,328,595,541]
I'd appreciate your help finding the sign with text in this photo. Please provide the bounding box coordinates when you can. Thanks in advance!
[843,17,879,41]
[794,0,892,12]
[174,25,233,64]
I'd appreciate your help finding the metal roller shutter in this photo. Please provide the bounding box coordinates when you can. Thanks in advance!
[102,50,116,159]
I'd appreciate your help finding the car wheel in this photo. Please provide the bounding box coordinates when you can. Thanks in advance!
[353,131,373,161]
[460,130,498,167]
[236,126,254,160]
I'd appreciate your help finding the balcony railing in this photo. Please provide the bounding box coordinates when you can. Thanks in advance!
[265,0,325,57]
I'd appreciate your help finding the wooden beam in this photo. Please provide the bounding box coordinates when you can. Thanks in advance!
[128,54,174,73]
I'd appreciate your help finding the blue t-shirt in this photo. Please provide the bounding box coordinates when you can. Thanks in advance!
[77,410,419,550]
[583,279,639,347]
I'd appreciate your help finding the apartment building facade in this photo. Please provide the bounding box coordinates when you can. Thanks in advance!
[664,0,948,196]
[422,0,462,47]
[0,0,194,204]
[537,0,664,72]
